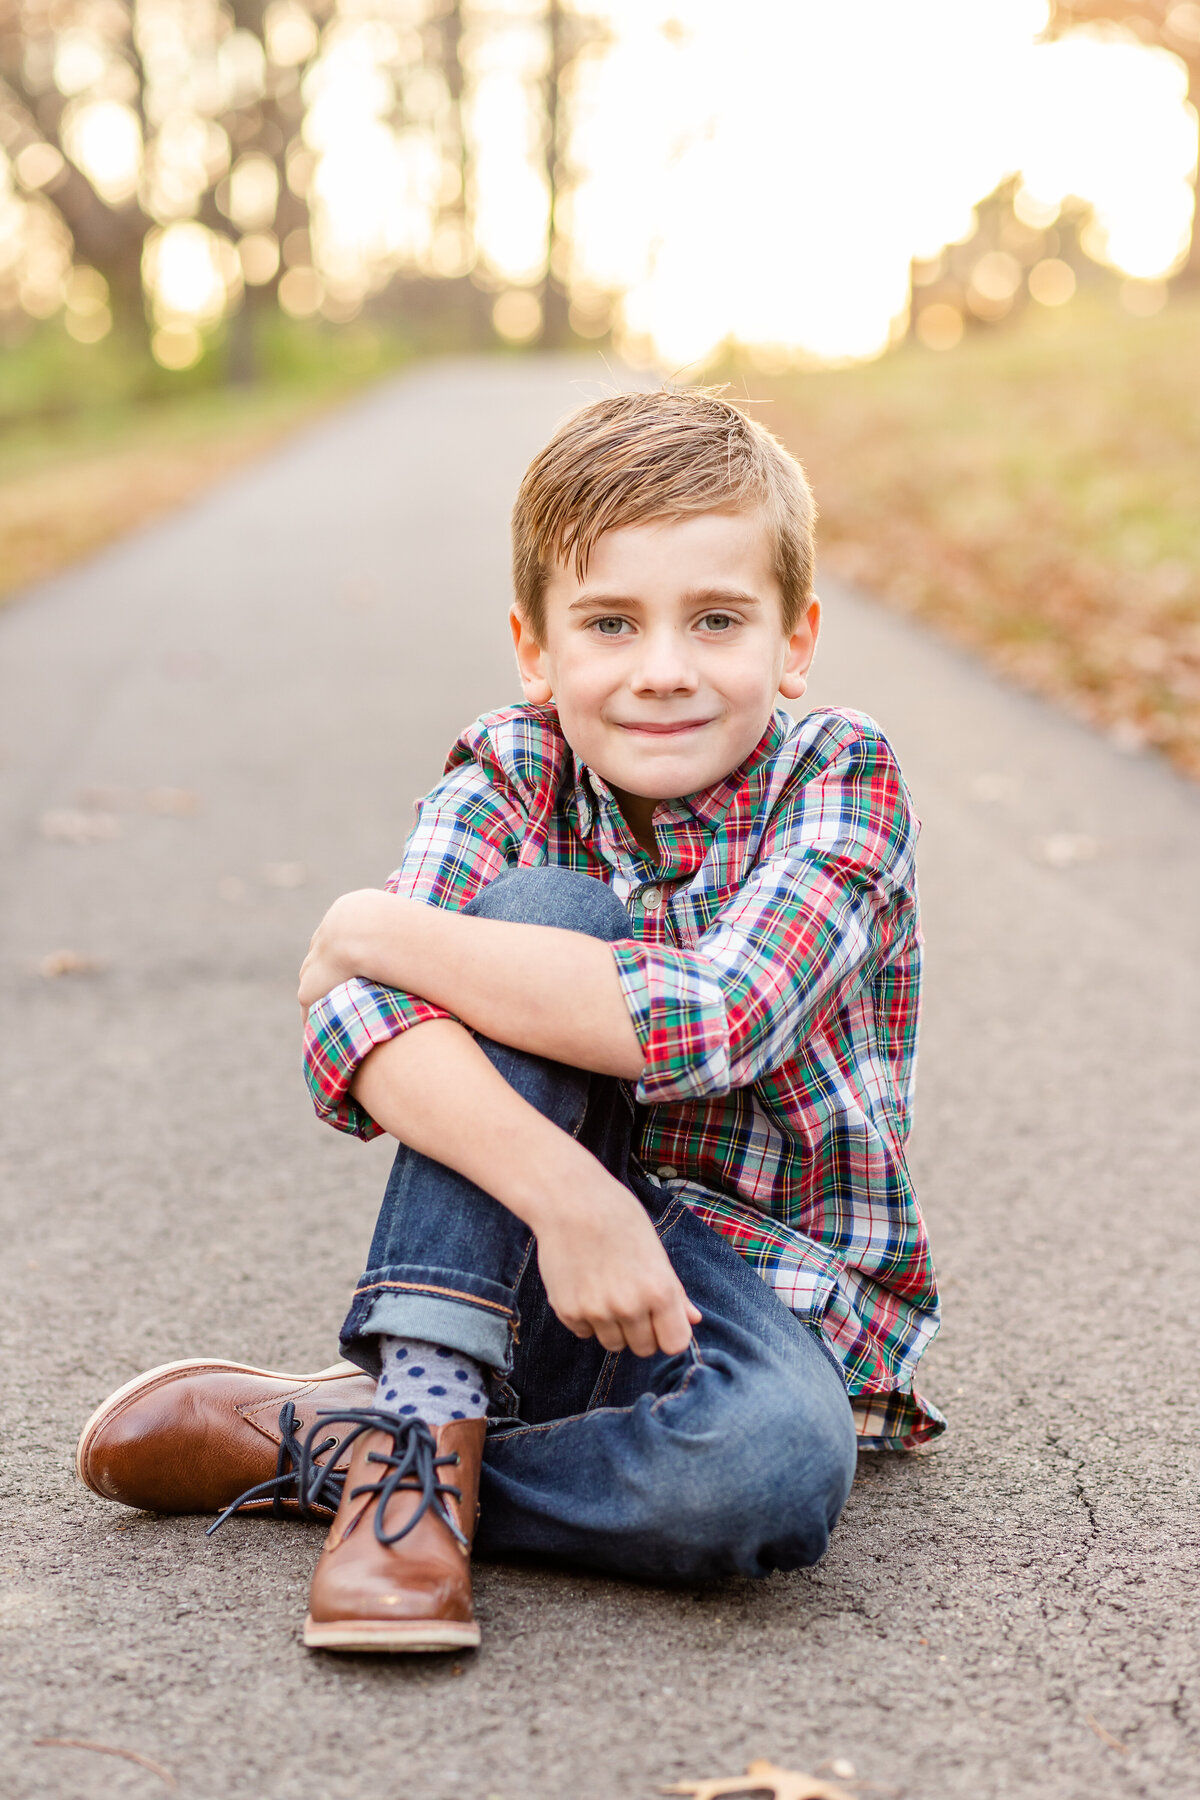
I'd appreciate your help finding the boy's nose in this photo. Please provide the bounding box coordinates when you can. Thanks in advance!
[630,630,700,696]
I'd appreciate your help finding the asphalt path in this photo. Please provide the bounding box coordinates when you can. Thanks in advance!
[1,357,1197,1800]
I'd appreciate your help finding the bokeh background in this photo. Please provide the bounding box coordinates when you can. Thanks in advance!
[2,0,1198,774]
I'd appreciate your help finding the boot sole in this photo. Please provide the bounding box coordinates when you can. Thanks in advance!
[75,1358,362,1493]
[303,1614,482,1653]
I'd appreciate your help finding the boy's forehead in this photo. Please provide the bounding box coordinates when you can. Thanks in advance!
[549,509,777,591]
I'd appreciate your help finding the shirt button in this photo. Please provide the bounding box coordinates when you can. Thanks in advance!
[657,1165,678,1179]
[640,886,662,909]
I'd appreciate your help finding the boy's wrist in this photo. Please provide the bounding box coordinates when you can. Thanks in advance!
[340,889,424,990]
[492,1126,602,1237]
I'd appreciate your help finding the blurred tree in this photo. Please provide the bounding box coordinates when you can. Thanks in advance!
[1046,1,1200,279]
[0,3,153,339]
[0,0,326,366]
[538,0,607,347]
[908,175,1118,349]
[0,0,611,367]
[219,0,315,383]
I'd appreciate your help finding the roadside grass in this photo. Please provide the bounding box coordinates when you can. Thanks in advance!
[0,318,407,603]
[757,296,1200,780]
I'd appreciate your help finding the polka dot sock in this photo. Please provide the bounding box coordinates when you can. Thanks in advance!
[374,1335,489,1429]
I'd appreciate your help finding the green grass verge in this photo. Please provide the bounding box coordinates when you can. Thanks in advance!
[0,314,410,601]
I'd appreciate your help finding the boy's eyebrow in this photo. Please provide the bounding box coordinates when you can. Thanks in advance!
[567,587,764,612]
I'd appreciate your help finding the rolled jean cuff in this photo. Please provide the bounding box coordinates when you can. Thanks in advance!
[338,1267,516,1377]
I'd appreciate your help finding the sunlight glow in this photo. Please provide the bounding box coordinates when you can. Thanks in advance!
[143,220,239,328]
[61,100,142,206]
[558,0,1199,366]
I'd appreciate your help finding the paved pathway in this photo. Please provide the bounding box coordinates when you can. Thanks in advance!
[1,358,1196,1800]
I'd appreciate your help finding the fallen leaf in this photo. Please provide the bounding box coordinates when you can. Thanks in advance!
[39,949,104,978]
[146,786,200,816]
[78,784,136,811]
[661,1759,857,1800]
[38,809,120,845]
[1085,1713,1128,1753]
[1030,832,1100,869]
[34,1738,175,1790]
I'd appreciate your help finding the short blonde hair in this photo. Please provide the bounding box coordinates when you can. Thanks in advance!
[511,389,816,640]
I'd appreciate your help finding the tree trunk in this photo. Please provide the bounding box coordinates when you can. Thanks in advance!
[539,0,572,348]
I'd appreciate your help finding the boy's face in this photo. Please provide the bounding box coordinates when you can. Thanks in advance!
[510,510,819,820]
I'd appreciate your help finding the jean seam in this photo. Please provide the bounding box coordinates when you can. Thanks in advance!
[509,1234,538,1346]
[353,1278,513,1317]
[587,1352,621,1410]
[486,1400,643,1440]
[648,1349,701,1416]
[486,1352,705,1444]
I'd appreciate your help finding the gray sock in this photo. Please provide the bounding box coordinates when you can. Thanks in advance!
[374,1335,488,1428]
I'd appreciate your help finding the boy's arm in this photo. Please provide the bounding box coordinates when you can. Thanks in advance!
[349,1018,699,1356]
[301,893,644,1078]
[303,735,529,1138]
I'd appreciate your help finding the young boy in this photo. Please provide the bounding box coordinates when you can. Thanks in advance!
[77,390,943,1652]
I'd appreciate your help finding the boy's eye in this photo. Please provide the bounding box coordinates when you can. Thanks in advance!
[700,612,735,632]
[592,616,630,636]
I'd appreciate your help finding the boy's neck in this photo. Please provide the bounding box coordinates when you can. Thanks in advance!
[610,787,660,861]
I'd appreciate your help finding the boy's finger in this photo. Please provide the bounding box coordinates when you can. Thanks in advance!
[619,1314,659,1358]
[652,1302,695,1358]
[594,1319,628,1354]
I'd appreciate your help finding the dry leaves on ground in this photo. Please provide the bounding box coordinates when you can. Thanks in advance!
[38,808,120,844]
[39,949,104,977]
[662,1759,858,1800]
[764,299,1200,782]
[34,1738,175,1789]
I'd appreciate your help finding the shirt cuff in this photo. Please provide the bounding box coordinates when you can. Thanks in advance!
[303,978,452,1139]
[610,940,731,1104]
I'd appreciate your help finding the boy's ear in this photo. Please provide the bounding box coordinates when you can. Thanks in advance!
[778,596,821,702]
[509,605,554,704]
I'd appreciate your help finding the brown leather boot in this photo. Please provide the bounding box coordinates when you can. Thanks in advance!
[76,1360,375,1520]
[304,1410,485,1653]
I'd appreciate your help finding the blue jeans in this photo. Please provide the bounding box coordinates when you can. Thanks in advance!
[339,869,857,1582]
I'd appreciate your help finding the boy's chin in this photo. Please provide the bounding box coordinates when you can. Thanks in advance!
[603,758,736,804]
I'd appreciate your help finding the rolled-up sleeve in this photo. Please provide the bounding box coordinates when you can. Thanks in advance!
[304,981,450,1139]
[611,725,919,1106]
[302,756,524,1138]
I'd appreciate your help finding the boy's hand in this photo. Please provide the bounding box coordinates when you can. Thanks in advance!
[298,888,402,1011]
[530,1174,702,1358]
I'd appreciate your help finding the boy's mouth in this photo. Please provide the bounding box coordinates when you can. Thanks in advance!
[614,718,714,738]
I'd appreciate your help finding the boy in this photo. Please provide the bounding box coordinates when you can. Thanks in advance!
[77,390,943,1652]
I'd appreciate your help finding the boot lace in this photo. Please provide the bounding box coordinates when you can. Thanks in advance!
[303,1408,468,1550]
[205,1400,343,1537]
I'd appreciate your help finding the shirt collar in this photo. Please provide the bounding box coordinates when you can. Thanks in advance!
[569,709,792,863]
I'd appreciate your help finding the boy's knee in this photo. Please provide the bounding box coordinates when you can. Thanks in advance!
[464,868,633,941]
[655,1364,856,1578]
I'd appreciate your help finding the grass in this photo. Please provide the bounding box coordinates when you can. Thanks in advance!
[755,295,1200,780]
[0,316,409,603]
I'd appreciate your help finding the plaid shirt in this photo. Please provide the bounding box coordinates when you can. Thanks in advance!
[305,704,943,1449]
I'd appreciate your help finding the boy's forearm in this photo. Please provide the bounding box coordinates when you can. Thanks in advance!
[359,900,644,1079]
[349,1018,605,1229]
[350,1016,701,1359]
